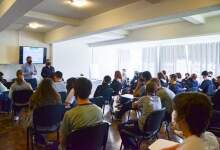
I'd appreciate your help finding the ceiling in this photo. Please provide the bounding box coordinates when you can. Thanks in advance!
[32,0,140,19]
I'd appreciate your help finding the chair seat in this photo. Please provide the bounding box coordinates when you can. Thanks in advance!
[121,129,155,140]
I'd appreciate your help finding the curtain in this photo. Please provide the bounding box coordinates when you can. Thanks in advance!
[188,42,220,77]
[159,45,187,75]
[142,46,159,77]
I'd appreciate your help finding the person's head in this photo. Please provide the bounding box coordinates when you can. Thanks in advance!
[151,78,161,90]
[26,56,32,64]
[66,77,77,93]
[145,79,159,96]
[141,71,152,82]
[53,71,63,82]
[122,69,126,72]
[16,69,24,80]
[191,73,197,80]
[208,71,213,77]
[114,71,122,80]
[32,78,60,103]
[74,77,92,100]
[170,74,177,82]
[46,59,51,66]
[157,72,165,80]
[185,73,190,78]
[176,73,182,79]
[162,70,167,75]
[102,75,111,85]
[201,71,209,79]
[172,92,212,137]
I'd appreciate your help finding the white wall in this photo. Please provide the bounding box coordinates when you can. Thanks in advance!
[52,40,92,80]
[0,30,51,80]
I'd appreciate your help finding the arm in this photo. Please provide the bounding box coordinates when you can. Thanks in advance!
[33,65,37,75]
[41,67,46,78]
[65,89,75,105]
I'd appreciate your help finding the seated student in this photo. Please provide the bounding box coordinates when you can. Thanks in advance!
[200,71,215,96]
[110,71,122,95]
[52,71,67,93]
[169,74,185,94]
[94,75,113,100]
[133,71,152,97]
[158,72,168,87]
[153,78,175,122]
[64,77,77,106]
[118,79,162,149]
[60,77,103,147]
[176,73,183,85]
[0,71,8,87]
[182,73,190,88]
[212,76,220,111]
[25,78,62,145]
[186,73,199,92]
[41,59,55,78]
[162,92,219,150]
[9,70,32,120]
[162,70,169,84]
[208,71,217,89]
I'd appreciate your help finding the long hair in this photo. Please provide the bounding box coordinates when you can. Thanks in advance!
[16,70,24,85]
[31,78,60,108]
[114,71,122,80]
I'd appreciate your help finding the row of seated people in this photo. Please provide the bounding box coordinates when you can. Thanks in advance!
[1,68,220,149]
[158,71,219,96]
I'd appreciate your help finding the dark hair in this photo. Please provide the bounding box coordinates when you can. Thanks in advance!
[16,69,24,85]
[173,92,212,136]
[170,74,177,81]
[114,71,122,80]
[0,72,3,77]
[162,70,167,75]
[185,73,190,77]
[55,71,63,79]
[142,71,152,82]
[103,75,111,85]
[201,71,208,76]
[157,72,165,80]
[191,73,197,80]
[146,79,158,95]
[74,77,92,99]
[26,56,32,60]
[217,76,220,79]
[66,77,77,93]
[176,73,182,79]
[30,78,60,109]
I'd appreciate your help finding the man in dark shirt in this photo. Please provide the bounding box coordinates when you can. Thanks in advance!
[41,59,55,78]
[199,71,215,96]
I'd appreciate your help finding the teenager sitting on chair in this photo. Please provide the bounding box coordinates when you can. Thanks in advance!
[60,77,103,147]
[118,79,162,149]
[162,92,219,150]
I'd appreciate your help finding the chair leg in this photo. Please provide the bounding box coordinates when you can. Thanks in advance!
[27,128,29,150]
[120,142,123,150]
[57,129,59,142]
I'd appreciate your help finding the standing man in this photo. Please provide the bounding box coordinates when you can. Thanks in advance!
[41,59,55,78]
[21,56,37,89]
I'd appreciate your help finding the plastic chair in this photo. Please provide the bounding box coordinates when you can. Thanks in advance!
[27,104,65,150]
[66,122,110,150]
[12,90,33,116]
[0,91,11,113]
[58,92,67,104]
[120,108,166,150]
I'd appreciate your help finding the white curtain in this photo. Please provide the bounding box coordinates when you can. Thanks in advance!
[188,42,220,77]
[142,46,159,77]
[159,45,187,75]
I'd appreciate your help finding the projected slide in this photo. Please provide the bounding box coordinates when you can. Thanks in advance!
[20,46,46,64]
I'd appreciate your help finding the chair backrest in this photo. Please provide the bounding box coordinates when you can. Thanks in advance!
[58,92,67,103]
[12,90,33,104]
[143,108,166,135]
[66,122,109,150]
[33,104,65,127]
[101,88,113,102]
[90,96,105,108]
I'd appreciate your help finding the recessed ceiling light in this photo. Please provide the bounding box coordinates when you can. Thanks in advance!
[67,0,87,7]
[28,22,44,29]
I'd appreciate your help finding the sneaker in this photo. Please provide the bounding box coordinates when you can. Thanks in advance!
[13,116,19,121]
